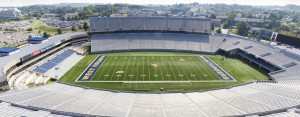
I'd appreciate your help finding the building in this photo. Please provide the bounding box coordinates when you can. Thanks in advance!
[43,13,60,18]
[216,15,228,23]
[64,12,78,20]
[110,14,124,17]
[216,16,228,19]
[0,8,22,20]
[254,14,270,19]
[211,19,222,27]
[236,13,243,18]
[0,47,20,56]
[234,18,265,23]
[28,37,48,44]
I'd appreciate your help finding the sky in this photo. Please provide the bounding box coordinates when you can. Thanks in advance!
[1,0,300,7]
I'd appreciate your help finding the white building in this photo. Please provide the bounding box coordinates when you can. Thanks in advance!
[43,13,60,18]
[64,12,78,20]
[0,8,22,20]
[234,18,265,23]
[254,14,270,19]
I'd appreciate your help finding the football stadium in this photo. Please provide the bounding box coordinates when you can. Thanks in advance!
[0,17,300,116]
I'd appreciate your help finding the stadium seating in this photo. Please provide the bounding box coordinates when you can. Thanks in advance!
[262,108,300,117]
[156,18,168,30]
[1,82,300,116]
[33,50,75,73]
[90,17,211,33]
[144,18,156,30]
[44,52,84,79]
[120,17,133,30]
[91,33,215,53]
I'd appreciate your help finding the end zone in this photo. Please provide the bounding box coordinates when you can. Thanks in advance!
[76,55,107,81]
[199,56,235,81]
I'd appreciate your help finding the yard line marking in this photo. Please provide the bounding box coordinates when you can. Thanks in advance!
[191,56,211,80]
[176,56,191,81]
[185,56,203,80]
[151,55,158,81]
[129,54,137,81]
[116,56,128,81]
[143,56,145,81]
[147,56,151,81]
[164,56,179,81]
[160,56,170,81]
[123,55,132,81]
[109,56,124,81]
[156,56,164,81]
[135,56,139,81]
[169,56,185,81]
[95,56,115,81]
[197,56,225,80]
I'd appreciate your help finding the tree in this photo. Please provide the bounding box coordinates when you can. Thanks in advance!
[71,26,77,32]
[74,15,81,20]
[210,14,216,19]
[216,28,221,33]
[277,25,290,32]
[222,21,230,29]
[245,12,253,18]
[27,28,33,31]
[78,25,83,30]
[43,32,51,38]
[222,11,237,29]
[83,22,89,31]
[28,35,32,40]
[57,28,62,34]
[236,22,250,36]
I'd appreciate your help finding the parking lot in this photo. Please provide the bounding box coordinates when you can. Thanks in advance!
[44,20,83,28]
[0,21,30,31]
[0,31,38,47]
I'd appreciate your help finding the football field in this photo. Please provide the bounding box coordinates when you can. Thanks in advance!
[60,52,269,91]
[89,55,221,82]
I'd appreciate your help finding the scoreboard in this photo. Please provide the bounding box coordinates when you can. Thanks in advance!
[276,33,300,48]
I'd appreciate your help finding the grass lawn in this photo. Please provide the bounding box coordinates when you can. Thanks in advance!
[59,52,269,92]
[29,20,74,34]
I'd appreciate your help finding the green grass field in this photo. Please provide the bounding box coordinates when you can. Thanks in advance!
[90,55,220,82]
[59,52,269,92]
[29,20,74,33]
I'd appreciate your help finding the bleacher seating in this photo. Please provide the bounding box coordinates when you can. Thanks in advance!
[33,50,75,73]
[1,82,300,116]
[89,17,211,33]
[91,33,215,53]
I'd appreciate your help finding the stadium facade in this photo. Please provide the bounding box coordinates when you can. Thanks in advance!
[0,8,22,20]
[0,17,300,116]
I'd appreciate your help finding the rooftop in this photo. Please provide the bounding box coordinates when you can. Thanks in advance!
[28,37,48,41]
[0,47,19,53]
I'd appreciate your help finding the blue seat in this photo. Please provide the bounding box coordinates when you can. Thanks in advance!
[33,68,47,73]
[50,57,65,64]
[39,62,57,70]
[34,50,74,73]
[59,50,74,58]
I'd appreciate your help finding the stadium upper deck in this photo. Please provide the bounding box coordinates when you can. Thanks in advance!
[89,17,211,34]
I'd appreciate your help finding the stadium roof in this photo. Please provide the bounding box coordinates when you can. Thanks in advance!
[0,32,87,76]
[28,37,48,41]
[0,47,19,53]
